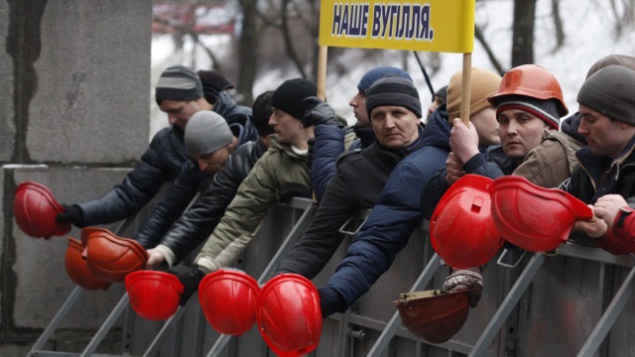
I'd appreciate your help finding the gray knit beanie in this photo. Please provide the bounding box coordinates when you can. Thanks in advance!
[577,65,635,125]
[365,76,422,118]
[155,65,204,104]
[184,111,233,156]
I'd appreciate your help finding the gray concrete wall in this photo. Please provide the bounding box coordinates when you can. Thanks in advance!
[0,0,153,355]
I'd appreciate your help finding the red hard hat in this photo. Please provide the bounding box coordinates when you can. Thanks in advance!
[125,270,183,321]
[65,237,111,290]
[487,64,569,117]
[13,181,71,239]
[395,289,471,343]
[490,175,593,252]
[430,174,504,269]
[256,274,322,357]
[84,228,149,282]
[199,269,260,335]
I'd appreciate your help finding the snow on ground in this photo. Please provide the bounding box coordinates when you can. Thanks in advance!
[150,0,635,136]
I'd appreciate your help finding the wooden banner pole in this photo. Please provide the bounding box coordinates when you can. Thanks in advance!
[460,53,472,126]
[317,46,328,100]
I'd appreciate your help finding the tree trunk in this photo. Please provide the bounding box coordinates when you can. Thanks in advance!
[236,0,258,104]
[511,0,536,66]
[551,0,565,50]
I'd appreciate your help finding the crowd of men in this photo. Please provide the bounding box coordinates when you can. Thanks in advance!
[54,54,635,319]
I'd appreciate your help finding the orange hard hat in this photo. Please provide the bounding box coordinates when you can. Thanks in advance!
[83,228,149,282]
[65,237,111,290]
[125,270,183,321]
[395,289,471,343]
[430,174,503,269]
[490,175,593,252]
[198,269,260,335]
[256,274,322,357]
[487,64,569,117]
[13,181,71,239]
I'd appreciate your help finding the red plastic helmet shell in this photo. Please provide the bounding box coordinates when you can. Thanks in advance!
[395,289,471,343]
[430,174,504,269]
[84,228,149,282]
[487,64,569,117]
[199,269,260,335]
[256,274,322,357]
[65,237,111,290]
[490,175,593,252]
[13,181,71,239]
[125,270,184,321]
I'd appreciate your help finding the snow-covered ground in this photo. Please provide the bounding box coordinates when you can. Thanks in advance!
[150,0,635,138]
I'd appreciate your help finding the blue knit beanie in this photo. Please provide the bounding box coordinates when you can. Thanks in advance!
[357,66,413,94]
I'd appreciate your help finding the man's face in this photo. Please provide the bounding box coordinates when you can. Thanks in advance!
[159,100,202,131]
[426,97,443,122]
[578,104,634,158]
[195,147,230,174]
[268,108,305,144]
[370,105,420,149]
[471,107,500,146]
[497,109,548,162]
[349,91,370,127]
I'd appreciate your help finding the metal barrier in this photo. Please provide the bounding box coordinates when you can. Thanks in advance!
[31,197,635,357]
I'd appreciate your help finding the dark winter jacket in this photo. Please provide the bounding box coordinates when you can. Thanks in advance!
[213,91,255,129]
[77,126,189,227]
[310,125,376,202]
[134,122,259,247]
[148,139,268,265]
[317,108,451,316]
[276,124,426,279]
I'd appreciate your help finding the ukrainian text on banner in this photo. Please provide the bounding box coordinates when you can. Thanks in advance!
[319,0,475,53]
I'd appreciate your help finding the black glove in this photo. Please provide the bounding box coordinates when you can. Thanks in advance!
[306,138,315,169]
[318,286,348,318]
[55,204,85,227]
[442,268,483,308]
[174,267,205,306]
[279,184,312,203]
[302,97,345,129]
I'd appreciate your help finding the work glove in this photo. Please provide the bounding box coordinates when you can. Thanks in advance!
[443,268,483,308]
[55,204,85,227]
[302,97,345,129]
[318,286,348,318]
[174,266,205,306]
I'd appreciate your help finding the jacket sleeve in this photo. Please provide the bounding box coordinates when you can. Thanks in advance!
[76,133,178,227]
[134,162,205,248]
[320,160,430,312]
[155,148,254,265]
[276,166,355,279]
[194,152,278,272]
[597,207,635,255]
[310,125,348,202]
[513,140,570,188]
[462,152,506,179]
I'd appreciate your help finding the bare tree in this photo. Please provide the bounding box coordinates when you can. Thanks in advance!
[610,0,635,38]
[551,0,565,51]
[236,0,258,104]
[511,0,537,66]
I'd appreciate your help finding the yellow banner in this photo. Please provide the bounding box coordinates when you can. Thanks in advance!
[319,0,475,53]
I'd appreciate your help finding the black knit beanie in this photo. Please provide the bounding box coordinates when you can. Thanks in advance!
[365,76,422,118]
[578,65,635,124]
[155,65,203,104]
[496,95,562,129]
[252,91,275,136]
[271,78,317,119]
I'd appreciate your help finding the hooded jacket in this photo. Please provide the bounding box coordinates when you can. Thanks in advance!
[134,121,259,247]
[276,124,426,279]
[194,136,311,273]
[317,108,451,316]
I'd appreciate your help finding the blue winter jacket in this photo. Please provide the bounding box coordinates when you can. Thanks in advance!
[311,125,376,202]
[318,107,451,316]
